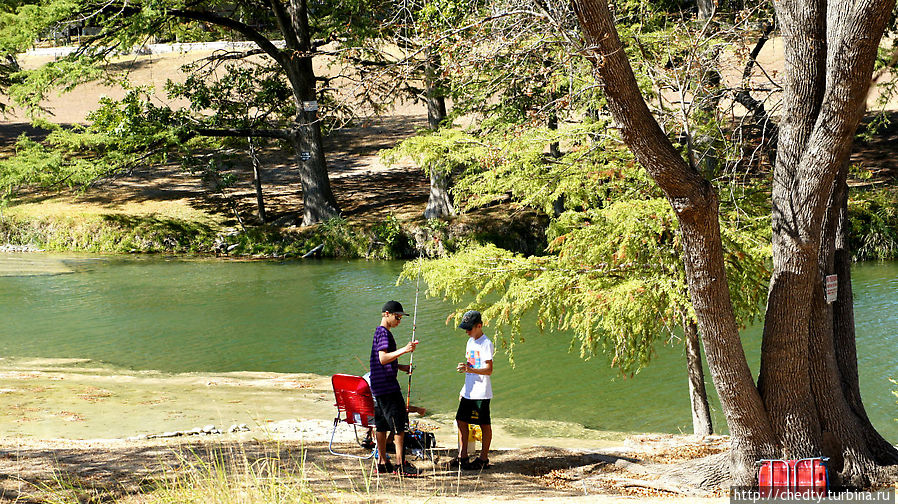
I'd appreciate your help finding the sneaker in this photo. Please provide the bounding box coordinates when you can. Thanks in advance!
[463,457,490,470]
[361,436,376,449]
[446,456,468,469]
[376,462,395,474]
[397,461,420,477]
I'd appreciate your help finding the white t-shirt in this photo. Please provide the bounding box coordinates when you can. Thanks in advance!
[460,335,494,400]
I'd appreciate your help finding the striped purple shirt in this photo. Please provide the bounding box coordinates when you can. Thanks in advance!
[369,325,400,396]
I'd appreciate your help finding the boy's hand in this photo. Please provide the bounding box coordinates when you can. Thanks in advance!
[456,362,468,373]
[403,340,419,353]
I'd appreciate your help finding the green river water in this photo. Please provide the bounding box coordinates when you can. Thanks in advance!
[0,253,895,441]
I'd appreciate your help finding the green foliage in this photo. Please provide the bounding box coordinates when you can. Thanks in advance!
[382,127,482,178]
[0,210,418,258]
[0,1,77,54]
[386,120,658,215]
[0,86,189,197]
[0,52,20,115]
[166,62,294,129]
[849,163,875,180]
[221,217,411,260]
[459,124,659,215]
[371,214,408,255]
[401,164,770,374]
[848,187,898,260]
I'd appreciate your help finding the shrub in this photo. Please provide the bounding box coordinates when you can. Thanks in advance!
[848,187,898,260]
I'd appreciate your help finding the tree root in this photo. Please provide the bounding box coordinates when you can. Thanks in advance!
[613,477,703,496]
[594,451,731,495]
[591,445,898,496]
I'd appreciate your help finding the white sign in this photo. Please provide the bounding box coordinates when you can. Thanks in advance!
[825,274,838,303]
[302,100,318,112]
[300,152,311,161]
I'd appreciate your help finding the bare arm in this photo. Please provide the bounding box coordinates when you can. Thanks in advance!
[378,340,418,365]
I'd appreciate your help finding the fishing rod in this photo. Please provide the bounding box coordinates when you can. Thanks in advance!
[406,276,420,410]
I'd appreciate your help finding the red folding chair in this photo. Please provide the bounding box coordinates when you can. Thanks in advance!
[329,374,377,459]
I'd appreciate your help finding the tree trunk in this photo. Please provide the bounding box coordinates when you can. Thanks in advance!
[759,0,895,463]
[281,0,340,226]
[832,182,898,468]
[696,0,714,21]
[425,52,447,131]
[248,137,267,223]
[423,50,455,220]
[548,92,564,217]
[804,159,883,487]
[685,319,713,436]
[571,0,778,484]
[572,0,897,485]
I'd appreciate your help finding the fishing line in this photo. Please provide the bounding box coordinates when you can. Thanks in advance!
[406,275,420,409]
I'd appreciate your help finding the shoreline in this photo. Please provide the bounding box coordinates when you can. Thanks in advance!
[0,354,735,503]
[0,357,632,451]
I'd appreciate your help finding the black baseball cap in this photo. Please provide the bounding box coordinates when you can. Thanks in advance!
[458,310,482,330]
[382,300,409,315]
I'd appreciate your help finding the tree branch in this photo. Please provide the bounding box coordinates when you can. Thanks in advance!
[732,23,779,158]
[267,0,301,51]
[194,128,290,140]
[168,8,285,65]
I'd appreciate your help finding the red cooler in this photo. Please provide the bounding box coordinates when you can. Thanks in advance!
[758,457,828,497]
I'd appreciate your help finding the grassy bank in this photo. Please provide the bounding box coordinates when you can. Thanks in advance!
[0,195,549,259]
[0,205,416,259]
[1,186,893,260]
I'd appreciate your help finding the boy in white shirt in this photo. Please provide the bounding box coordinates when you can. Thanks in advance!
[452,310,494,470]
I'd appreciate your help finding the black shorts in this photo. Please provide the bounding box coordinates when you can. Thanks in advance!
[455,397,491,425]
[373,391,408,433]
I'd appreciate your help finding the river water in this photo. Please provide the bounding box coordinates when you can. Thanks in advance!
[0,253,895,441]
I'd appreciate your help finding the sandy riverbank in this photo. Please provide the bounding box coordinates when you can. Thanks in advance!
[0,357,627,449]
[0,357,736,502]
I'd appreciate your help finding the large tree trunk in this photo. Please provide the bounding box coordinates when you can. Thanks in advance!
[806,160,883,487]
[571,0,778,484]
[572,0,896,485]
[280,0,340,226]
[759,0,895,469]
[757,0,828,458]
[423,50,455,220]
[832,184,898,469]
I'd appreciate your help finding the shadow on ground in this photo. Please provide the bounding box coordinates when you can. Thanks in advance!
[1,115,431,226]
[0,439,629,502]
